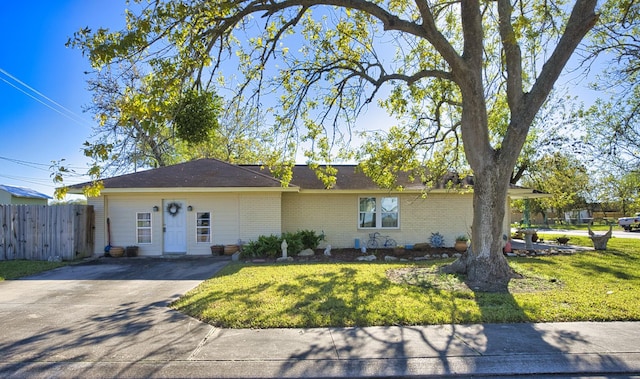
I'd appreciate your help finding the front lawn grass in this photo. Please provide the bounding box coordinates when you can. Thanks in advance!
[0,260,68,281]
[172,237,640,328]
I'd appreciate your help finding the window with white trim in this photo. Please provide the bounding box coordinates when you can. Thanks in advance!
[358,197,399,229]
[196,212,211,243]
[136,212,152,244]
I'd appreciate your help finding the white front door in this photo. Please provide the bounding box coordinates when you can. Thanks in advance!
[163,200,187,254]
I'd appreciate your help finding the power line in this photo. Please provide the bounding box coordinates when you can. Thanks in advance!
[0,67,93,129]
[0,155,89,172]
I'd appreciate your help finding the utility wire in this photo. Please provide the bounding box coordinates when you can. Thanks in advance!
[0,67,93,128]
[0,155,89,172]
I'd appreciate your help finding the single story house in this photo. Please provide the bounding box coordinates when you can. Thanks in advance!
[69,159,539,257]
[0,184,51,205]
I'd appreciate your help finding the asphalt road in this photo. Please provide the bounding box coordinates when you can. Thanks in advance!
[521,228,640,240]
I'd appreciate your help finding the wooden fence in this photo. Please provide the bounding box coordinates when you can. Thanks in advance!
[0,205,94,261]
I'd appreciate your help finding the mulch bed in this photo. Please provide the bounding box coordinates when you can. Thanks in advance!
[245,246,461,263]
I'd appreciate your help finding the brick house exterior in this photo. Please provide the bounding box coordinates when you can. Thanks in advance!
[70,159,537,257]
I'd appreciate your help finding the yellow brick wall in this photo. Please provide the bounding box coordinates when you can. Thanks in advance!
[238,193,282,243]
[282,192,474,248]
[97,191,282,256]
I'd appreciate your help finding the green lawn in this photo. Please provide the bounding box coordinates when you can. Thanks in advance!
[172,237,640,328]
[0,260,68,281]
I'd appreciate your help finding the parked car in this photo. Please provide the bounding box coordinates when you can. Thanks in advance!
[618,213,640,231]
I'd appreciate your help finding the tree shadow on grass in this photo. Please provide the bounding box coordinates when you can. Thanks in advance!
[267,261,633,377]
[461,271,631,376]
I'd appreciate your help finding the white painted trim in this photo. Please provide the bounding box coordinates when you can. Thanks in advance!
[90,187,299,194]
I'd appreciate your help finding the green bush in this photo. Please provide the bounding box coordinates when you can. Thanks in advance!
[241,234,281,259]
[240,230,326,259]
[298,229,325,249]
[281,232,304,255]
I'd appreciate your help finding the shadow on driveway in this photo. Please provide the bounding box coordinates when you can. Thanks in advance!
[20,255,231,281]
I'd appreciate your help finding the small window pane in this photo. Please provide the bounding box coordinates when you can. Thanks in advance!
[136,212,152,244]
[359,212,376,228]
[381,213,398,227]
[381,197,398,213]
[137,229,151,244]
[196,212,211,243]
[359,197,376,212]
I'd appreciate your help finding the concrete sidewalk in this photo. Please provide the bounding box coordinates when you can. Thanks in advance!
[4,321,640,378]
[2,258,640,378]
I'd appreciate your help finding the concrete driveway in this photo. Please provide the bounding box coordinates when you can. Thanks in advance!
[0,256,230,377]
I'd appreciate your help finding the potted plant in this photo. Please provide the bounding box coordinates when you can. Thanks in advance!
[210,245,224,255]
[454,235,469,252]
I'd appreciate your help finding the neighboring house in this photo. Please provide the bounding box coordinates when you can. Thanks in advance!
[0,184,51,205]
[69,159,540,257]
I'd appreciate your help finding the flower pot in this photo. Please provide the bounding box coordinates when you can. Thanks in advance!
[125,246,139,257]
[224,244,239,255]
[210,245,224,255]
[109,246,124,257]
[454,241,468,252]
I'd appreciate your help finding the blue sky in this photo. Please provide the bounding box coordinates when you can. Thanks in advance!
[0,1,129,199]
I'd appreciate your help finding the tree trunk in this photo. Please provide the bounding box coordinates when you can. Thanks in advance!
[442,166,519,292]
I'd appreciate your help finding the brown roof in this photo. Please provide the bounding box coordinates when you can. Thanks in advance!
[71,159,539,194]
[242,165,429,190]
[70,159,288,190]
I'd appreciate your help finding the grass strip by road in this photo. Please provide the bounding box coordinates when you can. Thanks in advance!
[173,237,640,328]
[0,260,67,281]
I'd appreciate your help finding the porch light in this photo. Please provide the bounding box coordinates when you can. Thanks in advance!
[153,206,159,212]
[187,205,193,211]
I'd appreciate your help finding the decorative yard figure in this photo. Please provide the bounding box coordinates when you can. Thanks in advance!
[281,239,288,258]
[324,245,332,256]
[588,225,613,251]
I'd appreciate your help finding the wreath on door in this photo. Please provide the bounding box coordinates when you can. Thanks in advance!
[166,202,181,217]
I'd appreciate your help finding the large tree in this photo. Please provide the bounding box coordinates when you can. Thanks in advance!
[70,0,598,291]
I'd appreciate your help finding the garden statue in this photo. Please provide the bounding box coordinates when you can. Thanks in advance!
[281,239,288,258]
[588,225,612,251]
[324,245,332,256]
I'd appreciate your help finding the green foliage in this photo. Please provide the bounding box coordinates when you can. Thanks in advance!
[514,152,591,217]
[173,89,222,144]
[240,230,325,259]
[241,235,282,259]
[0,260,68,281]
[281,232,304,256]
[298,229,326,250]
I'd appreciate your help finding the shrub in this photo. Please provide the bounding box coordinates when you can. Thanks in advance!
[281,232,304,255]
[240,230,326,259]
[298,229,325,250]
[240,234,281,259]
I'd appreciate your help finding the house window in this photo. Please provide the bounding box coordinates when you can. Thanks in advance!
[196,212,211,243]
[136,212,152,244]
[359,197,399,229]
